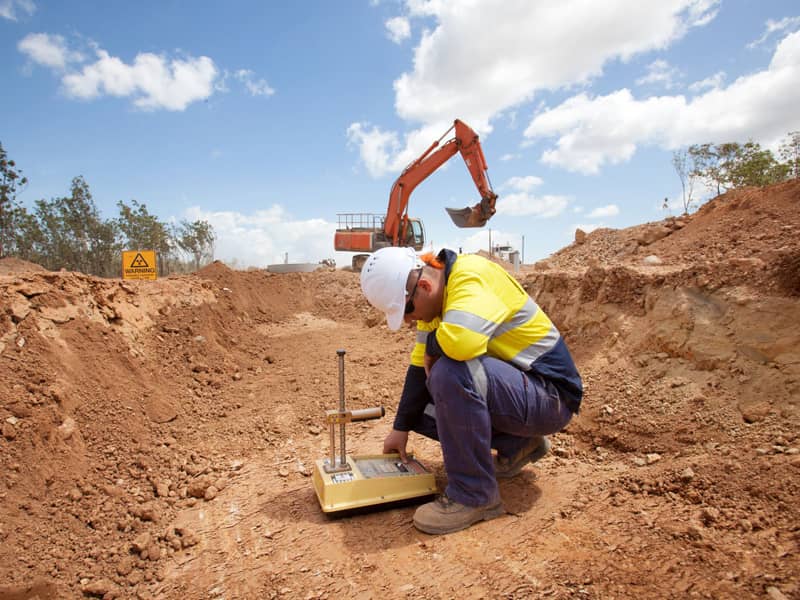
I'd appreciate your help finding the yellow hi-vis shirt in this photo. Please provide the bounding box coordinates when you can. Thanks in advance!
[410,251,582,411]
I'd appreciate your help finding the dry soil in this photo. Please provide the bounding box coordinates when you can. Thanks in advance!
[1,181,799,599]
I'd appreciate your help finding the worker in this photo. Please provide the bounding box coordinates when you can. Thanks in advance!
[360,246,582,535]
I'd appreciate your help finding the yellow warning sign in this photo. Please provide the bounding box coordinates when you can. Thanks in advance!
[122,250,157,280]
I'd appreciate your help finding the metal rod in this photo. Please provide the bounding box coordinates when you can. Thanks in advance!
[337,349,346,467]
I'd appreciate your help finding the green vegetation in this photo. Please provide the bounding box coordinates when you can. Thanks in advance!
[672,131,798,214]
[0,142,215,277]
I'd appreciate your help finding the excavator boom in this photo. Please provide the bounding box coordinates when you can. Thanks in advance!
[334,118,497,270]
[384,119,498,246]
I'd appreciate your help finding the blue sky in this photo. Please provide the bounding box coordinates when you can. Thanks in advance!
[2,1,799,268]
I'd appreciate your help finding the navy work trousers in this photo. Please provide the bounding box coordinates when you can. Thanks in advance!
[413,355,573,507]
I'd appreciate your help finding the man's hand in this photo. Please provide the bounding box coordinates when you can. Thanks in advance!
[423,353,439,377]
[383,429,409,463]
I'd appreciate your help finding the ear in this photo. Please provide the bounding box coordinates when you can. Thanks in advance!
[417,277,433,293]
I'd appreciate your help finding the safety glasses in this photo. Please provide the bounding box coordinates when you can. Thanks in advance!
[404,268,423,315]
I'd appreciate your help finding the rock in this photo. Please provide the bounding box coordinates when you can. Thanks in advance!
[680,467,695,483]
[146,542,162,561]
[57,417,77,440]
[643,255,663,265]
[187,478,210,498]
[116,557,133,576]
[132,503,158,522]
[646,453,662,464]
[738,401,771,423]
[6,402,32,418]
[700,507,720,525]
[766,587,789,600]
[132,532,152,553]
[636,225,672,246]
[574,228,587,244]
[175,527,198,548]
[80,578,115,597]
[2,422,17,440]
[204,486,218,501]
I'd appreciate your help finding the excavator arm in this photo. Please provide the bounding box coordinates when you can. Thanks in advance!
[384,119,498,247]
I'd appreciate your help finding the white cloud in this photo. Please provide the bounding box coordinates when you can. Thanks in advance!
[61,49,218,111]
[636,59,682,89]
[688,70,725,92]
[18,33,82,70]
[502,175,543,192]
[346,119,474,178]
[234,69,275,97]
[748,16,800,49]
[350,0,719,178]
[184,205,338,267]
[497,192,569,218]
[487,174,568,217]
[499,153,520,161]
[0,0,35,21]
[524,30,800,174]
[346,122,402,177]
[17,34,270,111]
[393,0,718,124]
[588,204,620,218]
[386,16,411,44]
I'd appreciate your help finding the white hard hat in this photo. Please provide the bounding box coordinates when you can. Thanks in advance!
[360,247,422,330]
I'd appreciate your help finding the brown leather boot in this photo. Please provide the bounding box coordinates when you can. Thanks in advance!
[412,494,504,535]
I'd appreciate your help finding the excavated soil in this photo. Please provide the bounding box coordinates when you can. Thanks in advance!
[1,181,799,600]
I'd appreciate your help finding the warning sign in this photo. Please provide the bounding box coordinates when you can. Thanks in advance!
[122,250,157,280]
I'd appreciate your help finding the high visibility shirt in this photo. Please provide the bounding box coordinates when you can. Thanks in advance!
[395,249,582,430]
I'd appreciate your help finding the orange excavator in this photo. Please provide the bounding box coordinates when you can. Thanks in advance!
[335,119,498,270]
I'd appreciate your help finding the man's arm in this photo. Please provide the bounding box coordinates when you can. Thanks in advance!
[393,364,430,431]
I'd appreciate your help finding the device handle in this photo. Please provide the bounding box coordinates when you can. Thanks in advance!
[349,406,385,421]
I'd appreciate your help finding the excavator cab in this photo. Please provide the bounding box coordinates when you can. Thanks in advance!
[405,218,425,248]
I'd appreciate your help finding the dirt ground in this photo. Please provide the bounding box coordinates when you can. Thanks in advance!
[1,181,799,600]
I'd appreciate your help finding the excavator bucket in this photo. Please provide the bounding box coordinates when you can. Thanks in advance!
[446,196,497,228]
[446,206,485,228]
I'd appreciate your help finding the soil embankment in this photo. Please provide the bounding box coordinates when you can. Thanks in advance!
[1,181,798,599]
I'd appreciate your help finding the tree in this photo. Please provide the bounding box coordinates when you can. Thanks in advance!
[778,131,800,180]
[0,142,29,257]
[727,141,788,188]
[688,140,787,195]
[116,200,174,276]
[34,177,119,276]
[175,219,215,271]
[671,149,696,214]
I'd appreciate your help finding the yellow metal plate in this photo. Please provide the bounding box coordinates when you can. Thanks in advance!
[312,453,437,513]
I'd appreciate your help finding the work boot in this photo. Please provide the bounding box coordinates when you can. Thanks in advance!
[412,494,504,535]
[494,436,551,479]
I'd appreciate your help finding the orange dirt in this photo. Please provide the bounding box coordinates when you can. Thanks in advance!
[1,181,799,600]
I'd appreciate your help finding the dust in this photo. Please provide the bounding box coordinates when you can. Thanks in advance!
[1,181,799,599]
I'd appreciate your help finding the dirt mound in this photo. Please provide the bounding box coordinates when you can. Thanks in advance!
[539,179,800,281]
[1,181,799,599]
[0,257,48,275]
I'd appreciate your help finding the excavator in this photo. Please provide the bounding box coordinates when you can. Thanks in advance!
[335,119,498,271]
